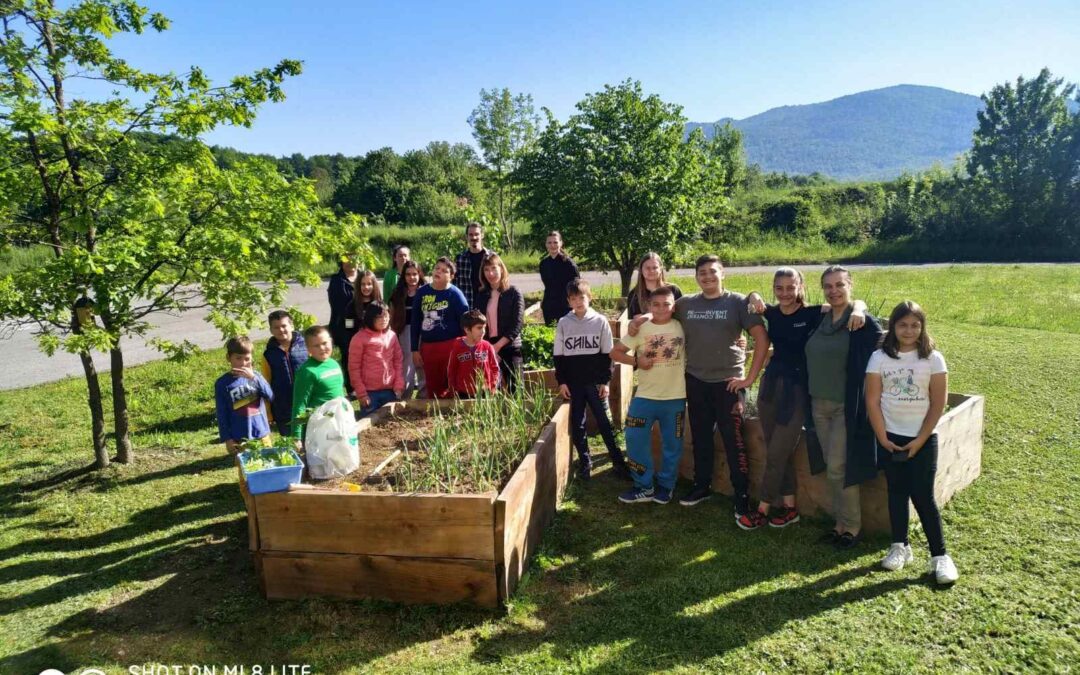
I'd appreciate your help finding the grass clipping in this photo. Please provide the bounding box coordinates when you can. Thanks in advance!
[393,382,555,494]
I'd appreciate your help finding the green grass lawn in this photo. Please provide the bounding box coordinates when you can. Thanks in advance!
[0,266,1077,673]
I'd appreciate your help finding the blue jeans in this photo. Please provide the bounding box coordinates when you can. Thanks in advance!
[359,389,398,417]
[624,397,685,490]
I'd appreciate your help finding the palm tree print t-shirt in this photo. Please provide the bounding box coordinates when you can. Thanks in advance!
[619,320,686,400]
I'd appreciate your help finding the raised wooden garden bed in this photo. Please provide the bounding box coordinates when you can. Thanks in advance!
[237,398,571,607]
[523,298,632,429]
[652,392,984,532]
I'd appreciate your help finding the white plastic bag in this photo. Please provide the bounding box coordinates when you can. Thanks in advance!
[304,396,359,479]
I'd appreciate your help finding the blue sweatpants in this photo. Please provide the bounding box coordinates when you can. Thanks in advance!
[623,397,685,490]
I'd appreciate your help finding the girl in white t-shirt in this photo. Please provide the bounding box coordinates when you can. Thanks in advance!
[865,300,959,585]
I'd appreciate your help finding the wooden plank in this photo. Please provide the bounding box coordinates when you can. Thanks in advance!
[255,490,497,560]
[496,410,567,602]
[235,456,260,552]
[259,550,499,608]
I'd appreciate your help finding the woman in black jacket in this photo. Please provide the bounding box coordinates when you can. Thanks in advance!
[804,265,884,550]
[539,231,579,325]
[327,256,359,396]
[477,253,525,391]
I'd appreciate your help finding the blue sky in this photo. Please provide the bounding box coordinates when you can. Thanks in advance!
[101,0,1080,157]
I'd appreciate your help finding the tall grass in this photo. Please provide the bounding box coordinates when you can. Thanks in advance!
[0,244,53,275]
[394,381,553,493]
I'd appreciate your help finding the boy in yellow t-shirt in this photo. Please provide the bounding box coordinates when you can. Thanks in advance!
[610,285,686,504]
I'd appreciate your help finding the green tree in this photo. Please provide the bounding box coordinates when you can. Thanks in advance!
[0,0,369,467]
[468,88,539,249]
[515,80,735,293]
[967,68,1077,242]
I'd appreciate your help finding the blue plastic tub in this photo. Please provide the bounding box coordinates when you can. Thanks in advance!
[239,447,305,495]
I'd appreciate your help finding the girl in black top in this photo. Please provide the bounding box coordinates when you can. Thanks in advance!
[738,268,865,531]
[626,252,682,319]
[539,231,579,324]
[477,253,525,391]
[389,260,426,397]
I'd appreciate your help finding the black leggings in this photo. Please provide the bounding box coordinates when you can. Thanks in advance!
[686,373,749,511]
[883,432,946,556]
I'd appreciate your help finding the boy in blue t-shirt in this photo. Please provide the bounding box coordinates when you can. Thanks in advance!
[215,336,274,454]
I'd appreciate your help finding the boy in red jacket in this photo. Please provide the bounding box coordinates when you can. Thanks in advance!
[448,310,500,397]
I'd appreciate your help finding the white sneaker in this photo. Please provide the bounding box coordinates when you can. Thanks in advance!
[930,554,959,585]
[881,543,913,571]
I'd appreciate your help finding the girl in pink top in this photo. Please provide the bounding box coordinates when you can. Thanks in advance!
[348,301,405,417]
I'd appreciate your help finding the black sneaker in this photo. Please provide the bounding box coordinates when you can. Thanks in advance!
[819,529,842,545]
[678,486,712,506]
[577,460,592,481]
[610,463,633,482]
[835,531,862,550]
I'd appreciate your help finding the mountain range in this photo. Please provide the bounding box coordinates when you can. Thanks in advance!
[686,84,985,180]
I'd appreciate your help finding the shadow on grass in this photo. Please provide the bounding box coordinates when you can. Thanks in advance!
[137,412,216,436]
[0,462,919,673]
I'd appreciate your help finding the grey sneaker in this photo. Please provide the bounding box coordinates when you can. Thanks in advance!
[930,554,959,585]
[881,543,914,571]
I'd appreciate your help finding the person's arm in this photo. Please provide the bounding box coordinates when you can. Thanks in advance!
[410,289,423,352]
[257,357,275,425]
[865,371,901,452]
[390,335,405,397]
[746,291,767,314]
[610,341,635,367]
[728,324,769,392]
[256,373,274,403]
[904,371,948,457]
[291,367,314,439]
[628,313,652,337]
[847,299,867,330]
[349,333,368,401]
[553,321,570,398]
[504,288,525,344]
[485,343,500,390]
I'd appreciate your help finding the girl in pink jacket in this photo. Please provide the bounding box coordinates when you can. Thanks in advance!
[348,302,405,417]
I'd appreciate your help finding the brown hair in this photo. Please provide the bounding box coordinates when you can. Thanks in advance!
[389,260,425,334]
[480,253,511,293]
[882,300,936,359]
[566,278,591,298]
[226,336,253,356]
[303,325,329,340]
[649,285,676,300]
[460,309,487,331]
[353,269,382,317]
[695,254,722,270]
[434,256,456,279]
[630,252,670,313]
[773,267,807,305]
[820,264,851,286]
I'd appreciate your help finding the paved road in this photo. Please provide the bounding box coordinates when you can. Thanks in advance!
[1,262,1071,390]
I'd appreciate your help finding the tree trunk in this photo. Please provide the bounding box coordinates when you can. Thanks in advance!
[110,345,133,464]
[619,265,634,296]
[78,350,109,469]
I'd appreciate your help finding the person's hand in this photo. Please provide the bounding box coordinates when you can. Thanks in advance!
[726,376,752,393]
[628,314,651,337]
[747,292,766,314]
[558,384,571,400]
[847,308,866,331]
[636,353,654,370]
[393,388,404,399]
[412,352,423,367]
[361,396,371,409]
[598,384,610,399]
[231,366,256,380]
[900,436,927,457]
[736,335,748,350]
[878,436,905,453]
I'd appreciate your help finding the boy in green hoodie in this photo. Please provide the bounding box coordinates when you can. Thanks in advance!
[291,325,346,440]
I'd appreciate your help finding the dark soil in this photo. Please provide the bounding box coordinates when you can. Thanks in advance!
[307,409,438,492]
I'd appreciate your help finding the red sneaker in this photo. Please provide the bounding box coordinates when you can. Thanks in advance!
[768,507,801,528]
[736,510,767,530]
